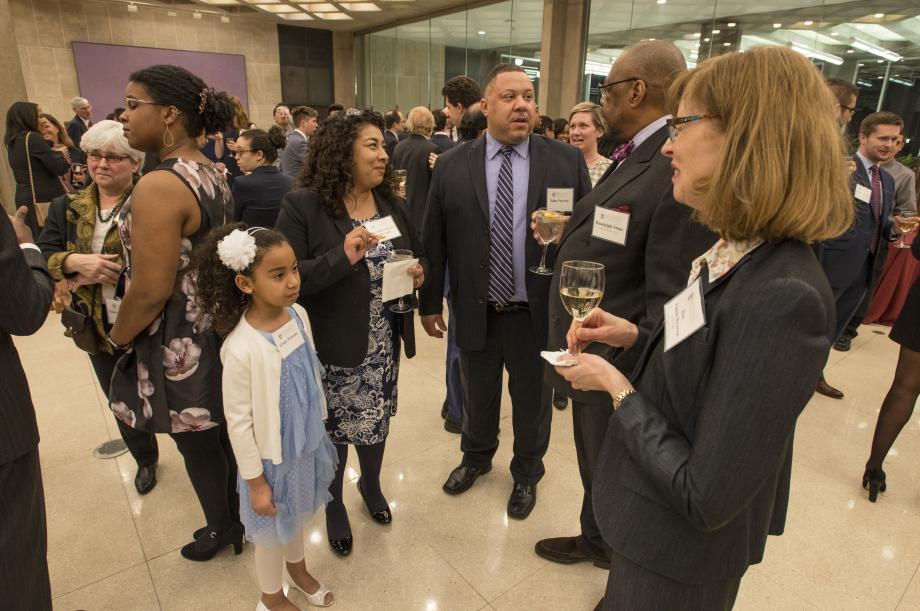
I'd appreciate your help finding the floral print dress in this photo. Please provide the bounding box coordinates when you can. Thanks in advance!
[109,158,232,434]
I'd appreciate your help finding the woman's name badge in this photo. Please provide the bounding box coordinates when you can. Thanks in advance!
[363,216,402,241]
[592,206,629,246]
[854,184,871,204]
[663,278,705,352]
[105,298,121,325]
[273,318,304,358]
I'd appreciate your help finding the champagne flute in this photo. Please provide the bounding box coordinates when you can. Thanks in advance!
[394,169,408,195]
[559,261,605,355]
[529,208,566,275]
[891,215,919,249]
[388,249,415,313]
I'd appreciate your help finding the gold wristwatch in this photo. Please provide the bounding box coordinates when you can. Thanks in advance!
[613,388,637,411]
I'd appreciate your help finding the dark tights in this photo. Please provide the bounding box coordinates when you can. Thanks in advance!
[867,345,920,470]
[325,441,387,539]
[170,426,240,533]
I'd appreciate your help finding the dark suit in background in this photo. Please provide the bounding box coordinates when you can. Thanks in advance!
[7,132,70,235]
[595,241,835,608]
[66,115,90,151]
[392,134,439,233]
[543,124,717,563]
[384,129,400,160]
[0,214,55,610]
[280,130,308,180]
[820,158,895,341]
[420,134,591,485]
[231,165,293,228]
[431,133,456,154]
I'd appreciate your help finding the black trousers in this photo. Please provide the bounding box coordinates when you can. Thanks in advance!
[458,308,550,485]
[831,256,873,341]
[845,244,891,336]
[600,551,741,611]
[0,449,52,610]
[170,425,240,531]
[89,352,159,467]
[572,399,613,562]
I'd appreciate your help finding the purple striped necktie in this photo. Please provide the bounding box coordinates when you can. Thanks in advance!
[869,165,882,252]
[489,146,515,304]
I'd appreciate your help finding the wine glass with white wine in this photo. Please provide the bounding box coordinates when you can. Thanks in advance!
[891,215,919,249]
[388,249,415,313]
[529,208,567,275]
[394,169,408,197]
[559,261,605,355]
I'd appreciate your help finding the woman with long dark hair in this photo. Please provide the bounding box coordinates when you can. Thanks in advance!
[106,64,242,562]
[275,110,427,557]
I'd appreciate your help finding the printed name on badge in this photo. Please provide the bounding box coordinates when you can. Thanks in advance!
[547,188,574,213]
[591,206,630,246]
[854,184,872,204]
[663,278,706,352]
[273,318,305,358]
[363,215,402,241]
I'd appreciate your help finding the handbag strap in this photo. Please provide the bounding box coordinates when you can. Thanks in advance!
[24,131,38,205]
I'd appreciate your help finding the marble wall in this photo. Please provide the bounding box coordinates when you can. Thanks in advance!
[8,0,283,129]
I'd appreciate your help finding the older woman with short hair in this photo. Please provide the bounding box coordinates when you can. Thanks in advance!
[556,46,853,609]
[392,106,439,232]
[568,102,611,187]
[37,120,159,494]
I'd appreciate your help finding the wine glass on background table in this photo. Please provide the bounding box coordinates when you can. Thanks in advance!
[559,261,605,355]
[388,249,415,313]
[529,208,567,275]
[891,215,919,249]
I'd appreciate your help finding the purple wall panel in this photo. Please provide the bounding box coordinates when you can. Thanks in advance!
[71,42,249,123]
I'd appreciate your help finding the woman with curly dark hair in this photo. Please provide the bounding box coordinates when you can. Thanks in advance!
[275,109,428,557]
[106,64,242,562]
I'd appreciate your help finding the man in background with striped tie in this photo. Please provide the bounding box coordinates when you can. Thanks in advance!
[420,63,591,519]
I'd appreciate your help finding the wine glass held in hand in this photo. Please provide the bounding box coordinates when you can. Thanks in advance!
[529,209,567,275]
[388,249,415,313]
[891,215,920,249]
[394,169,408,199]
[559,261,605,355]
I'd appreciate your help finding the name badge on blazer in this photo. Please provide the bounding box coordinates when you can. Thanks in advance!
[592,206,630,246]
[854,184,871,204]
[664,278,706,351]
[273,317,305,359]
[105,298,121,325]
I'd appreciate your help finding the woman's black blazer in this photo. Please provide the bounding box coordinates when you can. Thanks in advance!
[275,188,428,368]
[8,131,69,205]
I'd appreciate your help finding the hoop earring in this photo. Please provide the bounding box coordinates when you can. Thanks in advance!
[163,122,175,148]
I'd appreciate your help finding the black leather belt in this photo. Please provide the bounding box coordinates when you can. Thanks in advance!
[488,301,529,313]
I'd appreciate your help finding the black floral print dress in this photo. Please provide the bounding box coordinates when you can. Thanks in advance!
[109,158,232,434]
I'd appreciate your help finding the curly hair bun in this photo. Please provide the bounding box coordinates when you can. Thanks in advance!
[202,90,235,135]
[267,125,287,149]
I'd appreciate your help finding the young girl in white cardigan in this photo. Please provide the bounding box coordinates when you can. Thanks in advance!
[190,224,337,610]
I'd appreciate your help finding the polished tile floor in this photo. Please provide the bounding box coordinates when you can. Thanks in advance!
[16,315,920,610]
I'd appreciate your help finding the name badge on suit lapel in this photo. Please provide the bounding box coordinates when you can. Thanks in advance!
[592,206,630,245]
[273,317,305,359]
[664,278,706,351]
[854,184,871,204]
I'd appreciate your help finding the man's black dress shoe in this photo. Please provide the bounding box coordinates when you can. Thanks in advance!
[328,535,353,557]
[535,536,610,568]
[833,335,852,352]
[508,483,537,519]
[441,403,448,420]
[444,418,461,434]
[135,464,158,495]
[442,464,491,495]
[816,379,844,399]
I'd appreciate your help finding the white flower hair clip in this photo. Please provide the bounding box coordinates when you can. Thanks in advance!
[217,228,265,272]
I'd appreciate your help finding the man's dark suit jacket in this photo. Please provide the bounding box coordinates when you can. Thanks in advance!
[419,134,591,352]
[819,161,895,293]
[594,240,835,584]
[545,126,717,401]
[66,115,89,150]
[392,134,439,233]
[231,165,293,227]
[430,133,455,154]
[384,130,400,160]
[0,216,54,466]
[275,189,428,368]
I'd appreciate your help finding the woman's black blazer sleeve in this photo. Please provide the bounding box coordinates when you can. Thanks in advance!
[36,194,71,266]
[28,134,70,177]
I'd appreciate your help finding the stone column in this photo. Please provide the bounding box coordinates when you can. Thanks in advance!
[537,0,589,119]
[333,31,356,108]
[0,0,29,211]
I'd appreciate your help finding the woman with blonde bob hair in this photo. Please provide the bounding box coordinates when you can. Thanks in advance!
[393,106,439,229]
[568,102,611,187]
[555,46,852,610]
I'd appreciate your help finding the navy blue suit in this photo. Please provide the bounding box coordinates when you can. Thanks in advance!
[231,165,293,228]
[819,160,895,339]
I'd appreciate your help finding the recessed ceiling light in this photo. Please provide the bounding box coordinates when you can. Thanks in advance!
[877,59,884,63]
[244,0,280,3]
[773,23,781,28]
[193,11,202,19]
[280,13,313,19]
[723,42,730,46]
[803,20,814,26]
[874,13,885,18]
[692,32,701,38]
[703,37,710,42]
[656,0,666,4]
[712,29,720,34]
[514,58,523,66]
[846,49,854,53]
[478,30,486,35]
[304,3,337,11]
[727,22,736,28]
[339,2,381,10]
[314,12,353,19]
[831,32,839,36]
[254,4,299,12]
[197,0,240,4]
[127,2,138,11]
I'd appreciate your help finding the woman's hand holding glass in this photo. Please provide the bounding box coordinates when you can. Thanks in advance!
[555,353,632,396]
[63,253,122,287]
[565,307,639,355]
[408,263,424,289]
[343,226,379,265]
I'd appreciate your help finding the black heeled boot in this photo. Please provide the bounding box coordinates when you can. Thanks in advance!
[862,467,887,503]
[181,522,244,561]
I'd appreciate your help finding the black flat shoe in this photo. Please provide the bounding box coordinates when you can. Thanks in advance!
[442,464,491,495]
[328,535,353,557]
[181,522,243,561]
[134,464,158,495]
[357,478,392,525]
[508,482,537,520]
[553,393,568,410]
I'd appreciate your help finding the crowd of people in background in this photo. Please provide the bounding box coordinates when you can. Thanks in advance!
[3,37,920,611]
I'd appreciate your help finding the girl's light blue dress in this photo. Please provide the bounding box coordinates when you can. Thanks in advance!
[238,308,338,547]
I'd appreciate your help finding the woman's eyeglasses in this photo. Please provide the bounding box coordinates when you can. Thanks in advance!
[233,149,254,158]
[666,114,717,140]
[87,152,131,163]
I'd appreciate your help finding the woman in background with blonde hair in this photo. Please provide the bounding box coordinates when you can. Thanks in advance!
[392,106,439,232]
[556,46,852,609]
[568,102,611,187]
